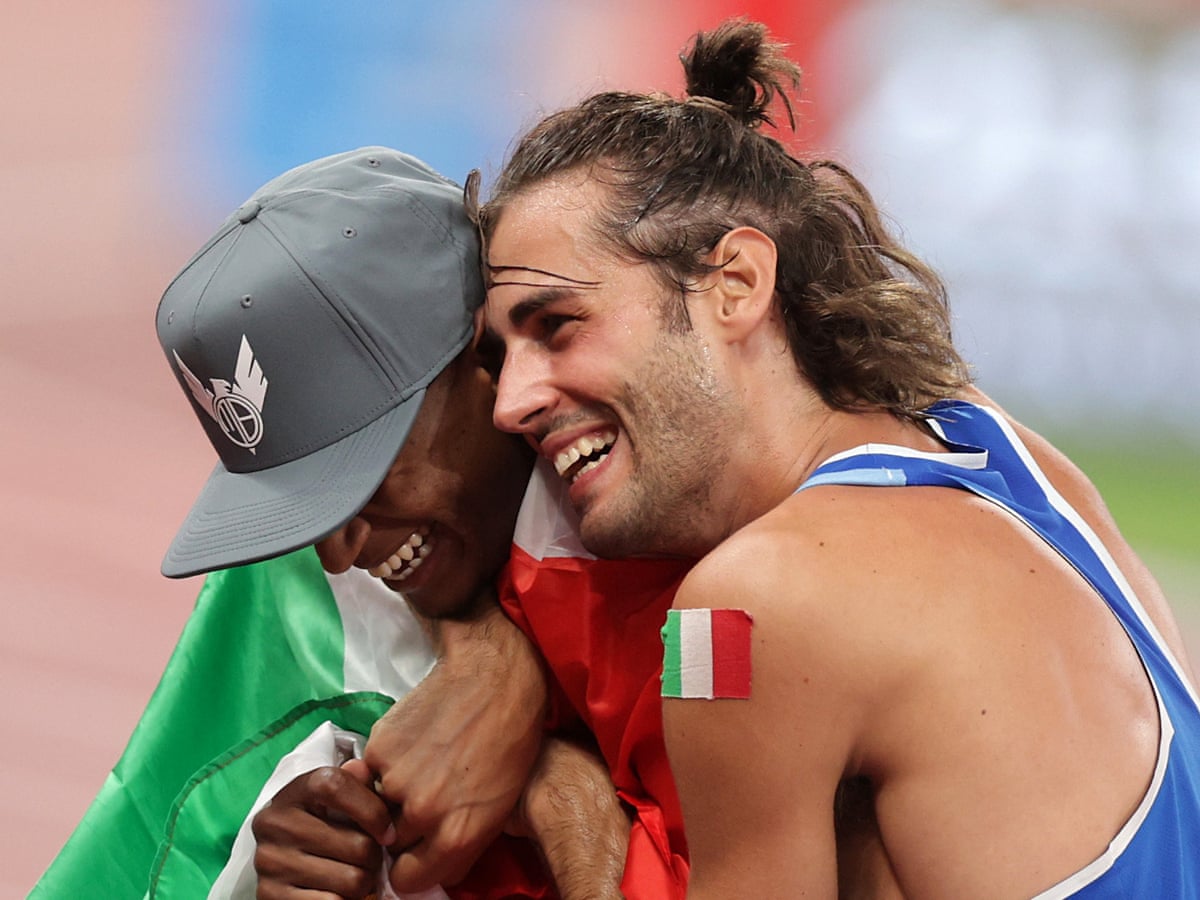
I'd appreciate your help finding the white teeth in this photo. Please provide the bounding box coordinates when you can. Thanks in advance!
[553,432,616,480]
[575,458,603,479]
[558,447,581,474]
[367,527,432,580]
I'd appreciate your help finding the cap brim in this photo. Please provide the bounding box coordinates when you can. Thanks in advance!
[161,389,425,578]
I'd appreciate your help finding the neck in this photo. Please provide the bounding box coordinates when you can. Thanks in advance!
[707,402,941,550]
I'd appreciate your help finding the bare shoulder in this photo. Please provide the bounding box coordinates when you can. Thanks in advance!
[669,482,967,745]
[663,488,914,896]
[675,481,975,653]
[663,482,995,895]
[668,405,1175,897]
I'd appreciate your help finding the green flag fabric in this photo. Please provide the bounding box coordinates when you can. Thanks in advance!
[32,547,434,898]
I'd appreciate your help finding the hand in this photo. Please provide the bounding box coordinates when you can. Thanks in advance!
[252,759,393,899]
[509,735,630,900]
[365,596,547,893]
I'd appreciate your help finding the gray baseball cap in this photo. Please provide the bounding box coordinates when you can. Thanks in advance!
[156,147,481,578]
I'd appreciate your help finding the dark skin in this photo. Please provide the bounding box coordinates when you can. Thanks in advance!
[253,760,390,899]
[252,346,543,897]
[251,345,633,899]
[253,735,628,900]
[313,347,534,621]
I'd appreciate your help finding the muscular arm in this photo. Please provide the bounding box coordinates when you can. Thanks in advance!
[366,587,548,893]
[662,535,866,899]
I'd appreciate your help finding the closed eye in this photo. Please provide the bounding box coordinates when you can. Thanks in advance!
[475,330,505,383]
[540,314,585,348]
[538,313,578,341]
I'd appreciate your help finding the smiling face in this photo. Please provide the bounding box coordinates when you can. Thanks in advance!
[482,173,740,560]
[314,346,534,618]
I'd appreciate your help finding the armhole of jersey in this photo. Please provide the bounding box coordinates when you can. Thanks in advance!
[1029,682,1174,899]
[972,406,1200,713]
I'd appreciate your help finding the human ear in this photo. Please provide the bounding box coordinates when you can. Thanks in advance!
[705,226,778,335]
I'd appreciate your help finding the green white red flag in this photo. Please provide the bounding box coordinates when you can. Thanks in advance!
[30,549,433,899]
[660,608,753,700]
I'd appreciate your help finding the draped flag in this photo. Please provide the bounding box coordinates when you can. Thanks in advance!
[30,548,435,899]
[500,461,694,898]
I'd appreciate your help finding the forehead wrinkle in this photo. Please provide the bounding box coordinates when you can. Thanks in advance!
[487,263,601,289]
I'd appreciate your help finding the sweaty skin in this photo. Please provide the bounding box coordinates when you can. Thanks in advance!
[831,385,1199,898]
[483,174,1195,898]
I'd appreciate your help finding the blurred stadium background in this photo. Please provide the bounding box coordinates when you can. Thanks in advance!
[3,0,1196,893]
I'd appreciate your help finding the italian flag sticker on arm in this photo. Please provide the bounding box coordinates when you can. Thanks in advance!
[661,608,753,699]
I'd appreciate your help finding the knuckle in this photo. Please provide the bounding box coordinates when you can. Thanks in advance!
[250,808,283,842]
[252,841,285,876]
[344,830,383,868]
[337,865,378,897]
[305,765,347,800]
[439,824,480,860]
[398,792,438,828]
[389,858,439,895]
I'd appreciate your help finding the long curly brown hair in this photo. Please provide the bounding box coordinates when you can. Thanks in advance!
[475,18,971,420]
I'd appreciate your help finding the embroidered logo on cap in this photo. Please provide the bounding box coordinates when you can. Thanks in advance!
[174,335,269,453]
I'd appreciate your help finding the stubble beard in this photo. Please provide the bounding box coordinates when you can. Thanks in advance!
[577,330,735,560]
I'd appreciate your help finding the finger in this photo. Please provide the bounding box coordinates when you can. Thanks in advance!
[386,819,494,893]
[254,840,380,899]
[292,767,396,846]
[386,806,429,864]
[338,759,399,847]
[256,808,381,868]
[340,757,372,784]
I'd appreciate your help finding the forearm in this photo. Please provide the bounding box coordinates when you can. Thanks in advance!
[362,586,550,890]
[534,802,629,900]
[420,591,550,750]
[429,591,544,686]
[520,736,630,900]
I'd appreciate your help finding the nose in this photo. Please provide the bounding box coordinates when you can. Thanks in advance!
[492,343,555,437]
[314,516,372,573]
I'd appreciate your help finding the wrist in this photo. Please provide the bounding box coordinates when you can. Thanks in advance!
[437,602,547,708]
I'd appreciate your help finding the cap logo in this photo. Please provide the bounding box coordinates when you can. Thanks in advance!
[174,335,270,453]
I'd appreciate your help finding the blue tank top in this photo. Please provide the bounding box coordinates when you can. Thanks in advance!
[797,399,1200,898]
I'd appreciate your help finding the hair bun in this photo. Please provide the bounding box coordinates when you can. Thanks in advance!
[681,18,801,130]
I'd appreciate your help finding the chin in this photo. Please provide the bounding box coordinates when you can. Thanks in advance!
[403,584,463,619]
[578,517,644,560]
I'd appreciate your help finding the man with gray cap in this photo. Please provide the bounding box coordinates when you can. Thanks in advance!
[154,147,623,898]
[156,147,517,595]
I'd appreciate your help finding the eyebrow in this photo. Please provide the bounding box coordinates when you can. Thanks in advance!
[479,283,594,357]
[497,287,575,329]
